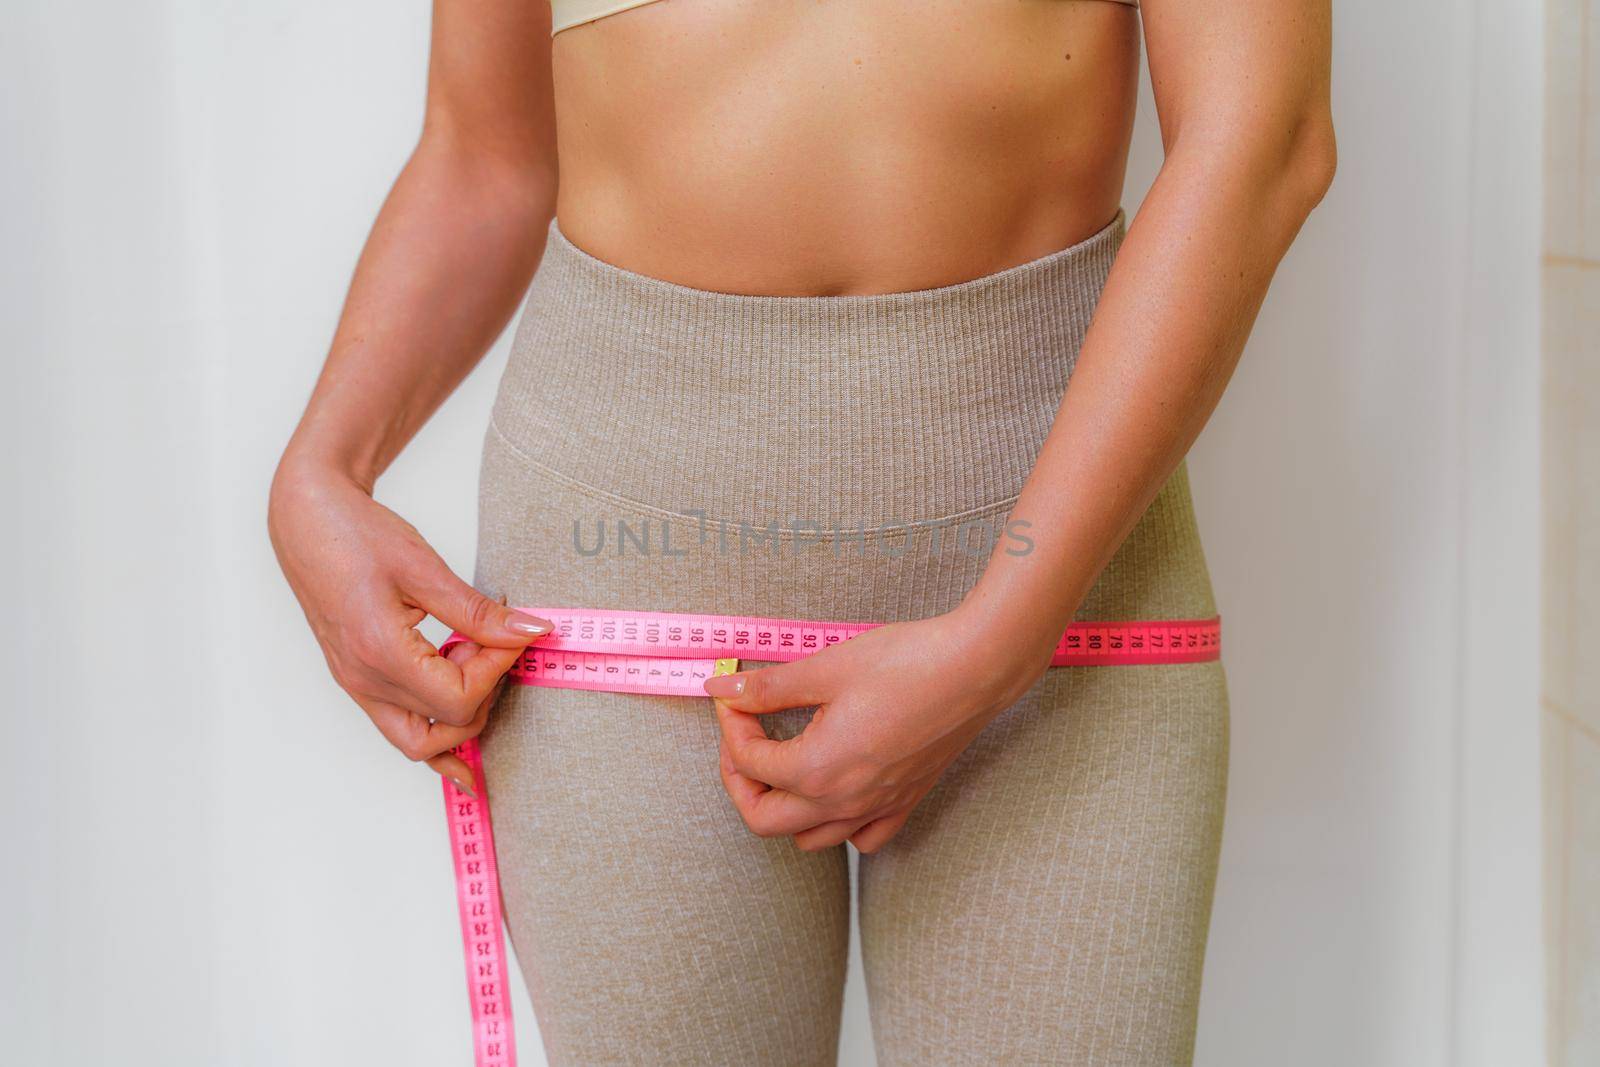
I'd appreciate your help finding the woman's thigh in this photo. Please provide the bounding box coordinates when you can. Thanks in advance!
[481,685,850,1066]
[471,419,881,1066]
[858,662,1230,1067]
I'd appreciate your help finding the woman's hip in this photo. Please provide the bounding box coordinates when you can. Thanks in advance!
[477,211,1216,623]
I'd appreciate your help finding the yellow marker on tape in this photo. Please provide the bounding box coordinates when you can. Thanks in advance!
[709,658,741,708]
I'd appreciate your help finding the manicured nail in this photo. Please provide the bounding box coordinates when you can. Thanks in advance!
[506,611,553,636]
[704,674,745,698]
[450,774,477,799]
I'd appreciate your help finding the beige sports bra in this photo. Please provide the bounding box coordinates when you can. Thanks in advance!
[553,0,1137,36]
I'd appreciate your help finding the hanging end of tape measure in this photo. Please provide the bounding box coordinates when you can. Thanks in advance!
[713,658,740,677]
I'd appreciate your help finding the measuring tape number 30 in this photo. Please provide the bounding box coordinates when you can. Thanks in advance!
[436,607,1222,1066]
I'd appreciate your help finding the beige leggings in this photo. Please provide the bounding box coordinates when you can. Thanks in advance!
[475,214,1230,1065]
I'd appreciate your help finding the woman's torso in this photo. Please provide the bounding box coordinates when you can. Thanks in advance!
[550,0,1141,296]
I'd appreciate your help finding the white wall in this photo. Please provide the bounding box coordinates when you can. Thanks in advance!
[1542,0,1600,1061]
[1140,0,1542,1061]
[0,1,1542,1064]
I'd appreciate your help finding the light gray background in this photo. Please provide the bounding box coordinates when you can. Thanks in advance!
[1,1,1543,1063]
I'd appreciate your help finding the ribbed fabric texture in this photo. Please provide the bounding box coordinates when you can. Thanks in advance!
[497,214,1119,529]
[475,213,1229,1065]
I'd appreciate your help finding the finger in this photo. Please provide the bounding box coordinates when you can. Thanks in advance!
[744,787,833,838]
[715,708,789,812]
[717,733,771,811]
[405,565,553,649]
[361,688,493,763]
[714,719,832,837]
[424,672,507,793]
[793,816,871,852]
[729,783,832,838]
[369,621,522,727]
[433,631,520,712]
[427,751,476,797]
[712,696,813,793]
[849,808,914,854]
[702,654,833,715]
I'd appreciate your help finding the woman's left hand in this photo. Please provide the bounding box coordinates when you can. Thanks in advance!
[704,607,1055,853]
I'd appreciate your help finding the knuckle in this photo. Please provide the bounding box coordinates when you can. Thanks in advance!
[343,639,388,681]
[794,767,829,798]
[345,613,389,658]
[832,767,870,799]
[435,697,476,728]
[329,661,361,693]
[837,765,879,800]
[397,740,429,762]
[839,796,875,821]
[325,646,369,693]
[460,591,498,633]
[742,810,781,838]
[730,740,765,774]
[792,751,832,796]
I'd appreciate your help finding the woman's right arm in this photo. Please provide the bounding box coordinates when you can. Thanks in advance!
[268,0,558,792]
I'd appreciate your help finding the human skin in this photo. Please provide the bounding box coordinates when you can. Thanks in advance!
[269,0,1334,838]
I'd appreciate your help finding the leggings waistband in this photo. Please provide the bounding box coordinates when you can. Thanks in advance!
[491,212,1125,529]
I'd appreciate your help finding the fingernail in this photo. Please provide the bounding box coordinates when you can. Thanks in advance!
[506,611,553,636]
[450,774,477,798]
[704,674,745,698]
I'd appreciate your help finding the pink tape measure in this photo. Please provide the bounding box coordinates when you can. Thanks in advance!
[438,608,1221,1065]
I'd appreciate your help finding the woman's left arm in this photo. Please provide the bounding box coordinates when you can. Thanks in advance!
[707,0,1336,852]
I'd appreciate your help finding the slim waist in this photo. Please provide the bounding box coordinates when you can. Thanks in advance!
[490,212,1125,530]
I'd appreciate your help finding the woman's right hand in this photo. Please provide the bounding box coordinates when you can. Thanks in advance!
[268,459,552,794]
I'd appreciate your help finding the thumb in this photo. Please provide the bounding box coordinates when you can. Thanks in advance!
[419,572,553,649]
[703,655,831,713]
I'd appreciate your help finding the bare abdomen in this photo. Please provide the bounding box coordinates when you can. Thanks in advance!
[551,0,1141,295]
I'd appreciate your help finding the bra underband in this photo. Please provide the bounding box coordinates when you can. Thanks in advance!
[552,0,1138,37]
